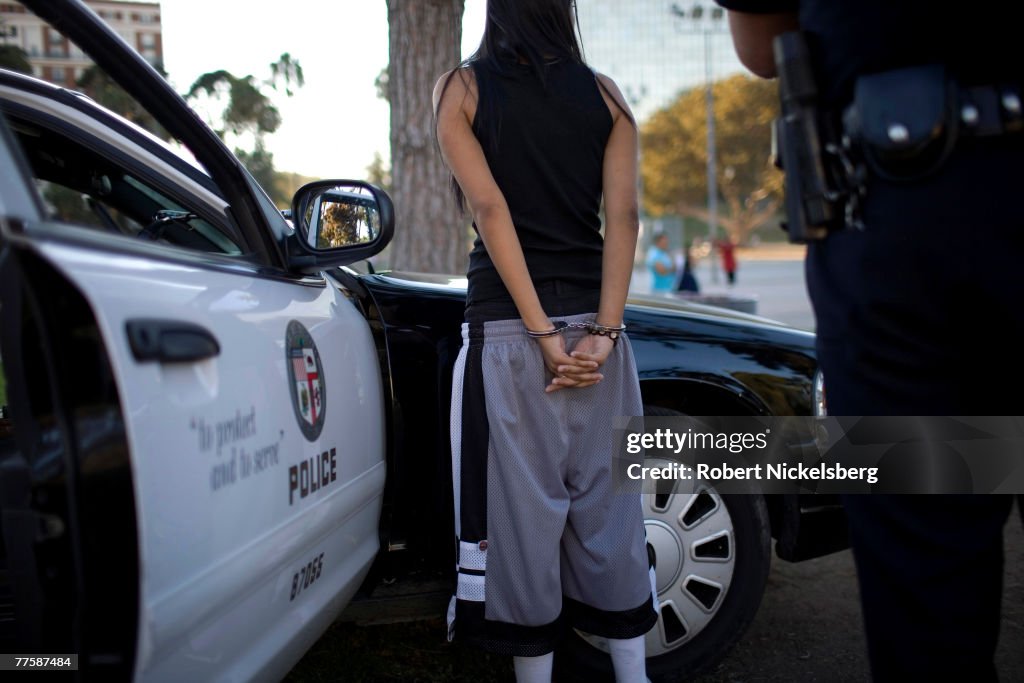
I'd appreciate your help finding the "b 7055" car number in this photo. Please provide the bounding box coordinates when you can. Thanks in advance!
[290,552,325,601]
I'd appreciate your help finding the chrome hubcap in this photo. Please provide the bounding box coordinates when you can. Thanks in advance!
[578,459,737,659]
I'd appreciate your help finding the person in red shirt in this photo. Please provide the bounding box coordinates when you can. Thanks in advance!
[715,238,738,285]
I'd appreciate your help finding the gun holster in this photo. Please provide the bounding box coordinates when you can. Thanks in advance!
[773,32,848,243]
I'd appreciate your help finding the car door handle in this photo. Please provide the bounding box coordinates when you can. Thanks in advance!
[125,319,221,363]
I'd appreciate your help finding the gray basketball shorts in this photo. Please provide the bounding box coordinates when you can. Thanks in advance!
[447,312,658,656]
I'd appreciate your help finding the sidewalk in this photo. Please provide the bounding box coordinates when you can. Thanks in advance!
[736,243,806,261]
[632,254,816,331]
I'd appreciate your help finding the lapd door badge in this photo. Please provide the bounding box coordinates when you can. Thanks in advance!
[286,320,326,441]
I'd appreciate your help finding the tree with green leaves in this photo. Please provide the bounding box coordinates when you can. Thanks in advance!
[641,74,783,244]
[73,54,304,205]
[0,18,31,74]
[186,53,305,204]
[0,45,31,74]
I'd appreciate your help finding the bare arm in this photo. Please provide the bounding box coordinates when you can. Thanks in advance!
[433,70,548,331]
[726,10,799,78]
[566,74,639,372]
[595,73,639,330]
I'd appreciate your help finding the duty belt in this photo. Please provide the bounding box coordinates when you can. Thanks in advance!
[773,30,1023,243]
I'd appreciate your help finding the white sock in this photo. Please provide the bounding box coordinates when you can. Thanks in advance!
[513,652,554,683]
[608,635,647,683]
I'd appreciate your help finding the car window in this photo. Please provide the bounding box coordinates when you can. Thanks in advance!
[7,113,242,255]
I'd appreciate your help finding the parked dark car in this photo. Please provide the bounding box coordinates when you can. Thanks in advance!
[0,2,843,681]
[336,267,843,681]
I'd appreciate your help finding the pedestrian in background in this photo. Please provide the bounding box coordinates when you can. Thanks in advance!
[676,244,700,293]
[646,231,675,292]
[714,237,738,285]
[433,0,657,680]
[718,1,1024,681]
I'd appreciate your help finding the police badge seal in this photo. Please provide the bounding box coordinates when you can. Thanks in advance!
[285,320,326,441]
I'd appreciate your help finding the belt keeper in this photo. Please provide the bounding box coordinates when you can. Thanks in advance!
[1000,86,1023,132]
[960,84,1024,136]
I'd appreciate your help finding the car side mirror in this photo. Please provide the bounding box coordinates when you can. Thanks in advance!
[286,180,394,273]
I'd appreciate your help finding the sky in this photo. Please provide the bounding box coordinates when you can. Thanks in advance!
[160,0,487,180]
[158,1,745,182]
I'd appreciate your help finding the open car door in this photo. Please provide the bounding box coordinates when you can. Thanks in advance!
[0,1,390,679]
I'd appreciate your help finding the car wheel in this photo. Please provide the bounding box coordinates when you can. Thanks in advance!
[557,406,771,682]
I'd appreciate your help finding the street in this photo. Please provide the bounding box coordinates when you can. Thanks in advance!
[286,504,1024,682]
[631,246,816,331]
[693,505,1024,682]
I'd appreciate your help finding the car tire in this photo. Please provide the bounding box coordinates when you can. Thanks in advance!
[556,406,771,683]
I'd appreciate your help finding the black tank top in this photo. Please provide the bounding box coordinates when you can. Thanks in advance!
[465,57,613,316]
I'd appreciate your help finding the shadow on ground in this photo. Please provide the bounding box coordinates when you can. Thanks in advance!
[286,506,1024,683]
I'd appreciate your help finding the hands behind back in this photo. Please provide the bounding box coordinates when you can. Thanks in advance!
[538,333,614,393]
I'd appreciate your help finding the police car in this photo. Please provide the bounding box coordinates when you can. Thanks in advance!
[0,1,839,681]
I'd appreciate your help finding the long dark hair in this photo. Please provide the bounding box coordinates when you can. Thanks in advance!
[472,0,585,78]
[437,0,624,212]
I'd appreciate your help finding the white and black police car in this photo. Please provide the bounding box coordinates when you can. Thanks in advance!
[0,2,840,681]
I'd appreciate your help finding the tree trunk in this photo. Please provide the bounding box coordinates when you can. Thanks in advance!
[386,0,467,274]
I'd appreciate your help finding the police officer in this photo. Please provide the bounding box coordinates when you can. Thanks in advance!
[714,2,1024,680]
